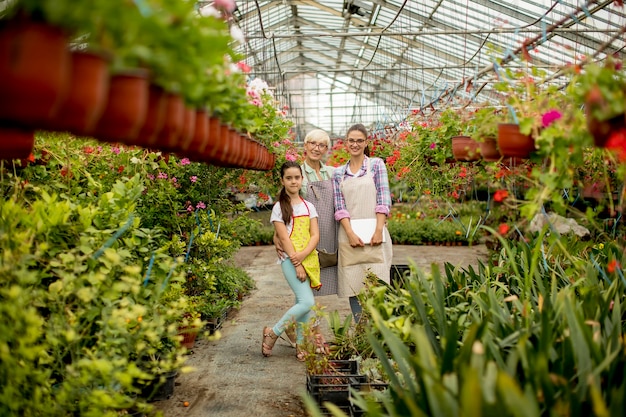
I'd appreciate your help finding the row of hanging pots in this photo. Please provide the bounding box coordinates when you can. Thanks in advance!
[451,123,536,162]
[0,19,274,170]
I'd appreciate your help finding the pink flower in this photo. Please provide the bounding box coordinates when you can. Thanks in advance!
[541,109,562,127]
[190,176,198,183]
[251,99,262,107]
[111,147,121,155]
[429,142,436,149]
[180,158,191,166]
[285,153,297,162]
[196,201,206,210]
[213,0,236,13]
[237,61,251,73]
[157,172,168,179]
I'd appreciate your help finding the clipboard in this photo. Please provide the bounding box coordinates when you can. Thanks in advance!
[350,219,386,244]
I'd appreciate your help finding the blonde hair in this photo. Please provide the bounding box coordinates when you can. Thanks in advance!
[304,129,330,146]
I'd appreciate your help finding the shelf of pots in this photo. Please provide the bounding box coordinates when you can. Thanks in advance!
[0,0,276,170]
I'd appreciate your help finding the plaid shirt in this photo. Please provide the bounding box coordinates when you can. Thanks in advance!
[332,156,391,221]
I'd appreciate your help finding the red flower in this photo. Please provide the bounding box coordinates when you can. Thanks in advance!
[84,146,94,154]
[118,165,125,173]
[493,189,509,202]
[607,259,620,273]
[605,128,626,162]
[498,223,510,235]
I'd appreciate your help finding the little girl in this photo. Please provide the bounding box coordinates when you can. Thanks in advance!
[262,161,321,361]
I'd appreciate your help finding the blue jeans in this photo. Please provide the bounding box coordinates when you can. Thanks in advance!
[272,259,315,344]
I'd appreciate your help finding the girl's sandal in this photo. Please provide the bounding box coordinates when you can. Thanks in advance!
[262,326,278,357]
[280,326,297,348]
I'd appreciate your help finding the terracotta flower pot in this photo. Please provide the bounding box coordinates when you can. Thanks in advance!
[205,120,232,166]
[497,123,535,158]
[174,106,196,152]
[451,135,480,161]
[179,109,209,157]
[153,93,185,150]
[0,126,35,160]
[47,49,111,136]
[0,19,71,128]
[133,84,168,147]
[91,69,149,143]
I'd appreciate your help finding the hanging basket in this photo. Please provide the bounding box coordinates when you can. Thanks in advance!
[497,123,535,158]
[47,49,111,136]
[133,84,168,147]
[0,19,70,128]
[478,137,501,161]
[451,135,480,161]
[91,69,149,143]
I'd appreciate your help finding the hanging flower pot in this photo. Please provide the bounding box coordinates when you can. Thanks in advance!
[497,123,535,158]
[586,110,625,148]
[91,69,149,143]
[133,84,168,147]
[47,49,111,136]
[204,119,231,166]
[174,106,196,152]
[0,19,70,128]
[179,110,209,157]
[451,135,480,161]
[0,126,35,160]
[478,137,501,161]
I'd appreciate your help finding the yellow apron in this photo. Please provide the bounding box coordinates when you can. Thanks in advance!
[290,201,321,290]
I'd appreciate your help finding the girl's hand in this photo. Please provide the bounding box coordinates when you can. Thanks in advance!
[290,252,304,266]
[295,264,307,282]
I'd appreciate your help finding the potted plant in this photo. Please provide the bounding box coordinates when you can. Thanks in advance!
[468,105,506,161]
[571,57,626,147]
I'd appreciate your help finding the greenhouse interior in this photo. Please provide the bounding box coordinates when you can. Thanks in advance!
[2,0,626,416]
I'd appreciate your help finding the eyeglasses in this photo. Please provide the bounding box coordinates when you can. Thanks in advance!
[347,138,366,145]
[307,141,328,149]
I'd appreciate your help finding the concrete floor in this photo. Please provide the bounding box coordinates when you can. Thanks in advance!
[154,244,489,417]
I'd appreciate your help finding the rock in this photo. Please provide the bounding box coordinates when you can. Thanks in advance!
[529,212,590,237]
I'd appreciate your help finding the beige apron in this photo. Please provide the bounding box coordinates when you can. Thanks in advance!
[337,158,392,297]
[290,200,322,290]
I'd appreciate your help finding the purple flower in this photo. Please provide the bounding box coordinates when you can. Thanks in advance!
[541,109,562,127]
[196,201,206,210]
[180,158,191,166]
[190,176,198,183]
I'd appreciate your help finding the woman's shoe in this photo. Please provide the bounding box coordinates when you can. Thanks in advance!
[262,327,278,357]
[280,326,297,348]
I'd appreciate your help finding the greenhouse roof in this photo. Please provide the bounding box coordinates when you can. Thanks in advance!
[227,0,625,138]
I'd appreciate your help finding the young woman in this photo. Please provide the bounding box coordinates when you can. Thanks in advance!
[262,161,321,361]
[332,123,392,322]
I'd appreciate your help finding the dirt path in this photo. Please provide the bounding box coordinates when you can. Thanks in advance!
[154,244,489,417]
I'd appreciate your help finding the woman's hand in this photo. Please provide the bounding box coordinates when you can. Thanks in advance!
[295,264,307,282]
[370,229,384,246]
[348,231,365,248]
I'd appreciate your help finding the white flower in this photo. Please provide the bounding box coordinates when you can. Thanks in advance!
[130,157,140,164]
[198,5,222,19]
[230,25,245,44]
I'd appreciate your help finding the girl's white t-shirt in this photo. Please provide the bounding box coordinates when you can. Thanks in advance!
[270,199,319,236]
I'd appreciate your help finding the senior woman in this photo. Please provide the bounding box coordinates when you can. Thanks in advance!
[274,129,338,352]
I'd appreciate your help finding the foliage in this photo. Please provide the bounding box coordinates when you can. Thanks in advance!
[334,230,626,416]
[0,175,187,416]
